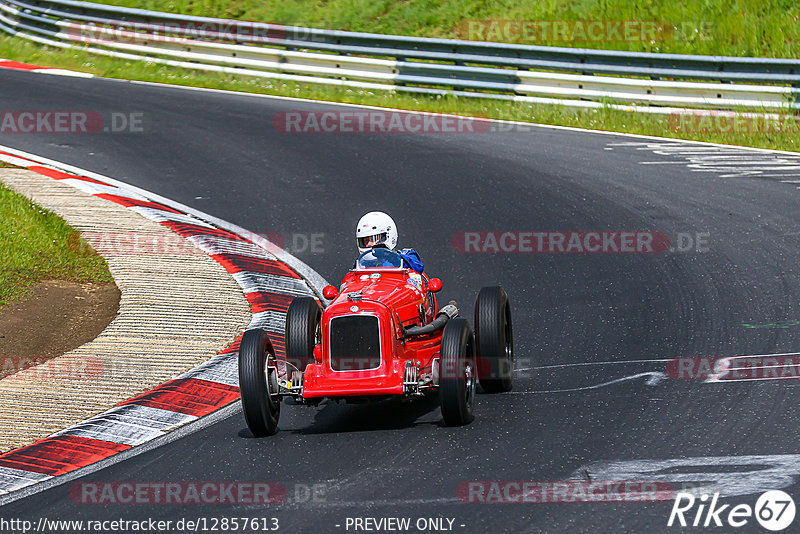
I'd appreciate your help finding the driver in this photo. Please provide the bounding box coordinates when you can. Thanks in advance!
[356,211,424,273]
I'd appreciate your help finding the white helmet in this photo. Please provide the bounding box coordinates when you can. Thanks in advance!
[356,211,398,253]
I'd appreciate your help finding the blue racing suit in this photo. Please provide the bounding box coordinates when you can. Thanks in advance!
[397,248,424,274]
[354,247,425,273]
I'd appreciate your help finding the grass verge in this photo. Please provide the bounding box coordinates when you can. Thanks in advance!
[98,0,800,58]
[0,180,114,307]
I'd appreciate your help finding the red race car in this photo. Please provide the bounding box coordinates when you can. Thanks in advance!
[238,248,513,436]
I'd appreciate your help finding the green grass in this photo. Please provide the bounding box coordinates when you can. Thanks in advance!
[0,182,114,307]
[1,35,797,153]
[99,0,800,58]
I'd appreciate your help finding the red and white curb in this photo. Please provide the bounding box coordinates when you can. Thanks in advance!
[0,146,326,498]
[0,58,94,77]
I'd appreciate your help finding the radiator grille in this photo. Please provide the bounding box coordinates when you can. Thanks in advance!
[329,315,381,371]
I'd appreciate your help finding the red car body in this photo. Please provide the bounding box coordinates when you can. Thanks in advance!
[302,267,441,399]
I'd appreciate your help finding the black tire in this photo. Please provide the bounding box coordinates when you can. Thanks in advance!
[285,297,321,373]
[439,317,476,426]
[475,286,513,393]
[238,328,280,437]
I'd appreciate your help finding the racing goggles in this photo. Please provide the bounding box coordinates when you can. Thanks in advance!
[357,232,388,249]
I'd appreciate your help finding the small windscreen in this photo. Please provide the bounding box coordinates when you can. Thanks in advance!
[356,248,404,269]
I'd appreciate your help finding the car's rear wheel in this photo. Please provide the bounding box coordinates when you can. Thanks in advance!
[475,286,513,393]
[285,297,321,373]
[238,328,280,437]
[439,317,476,426]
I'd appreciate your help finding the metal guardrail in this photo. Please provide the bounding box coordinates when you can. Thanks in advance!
[1,0,798,111]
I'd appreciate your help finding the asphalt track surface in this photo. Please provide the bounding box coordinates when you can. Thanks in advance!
[3,68,800,533]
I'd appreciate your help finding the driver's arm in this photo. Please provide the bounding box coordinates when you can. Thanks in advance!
[398,248,424,273]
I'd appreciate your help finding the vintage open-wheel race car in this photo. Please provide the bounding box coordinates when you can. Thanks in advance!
[238,248,513,436]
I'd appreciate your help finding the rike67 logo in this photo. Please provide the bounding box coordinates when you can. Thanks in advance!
[668,490,796,530]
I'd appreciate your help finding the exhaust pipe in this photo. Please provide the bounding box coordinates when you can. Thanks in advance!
[403,302,458,337]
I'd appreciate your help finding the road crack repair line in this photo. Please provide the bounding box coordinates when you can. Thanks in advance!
[507,371,668,394]
[512,350,800,391]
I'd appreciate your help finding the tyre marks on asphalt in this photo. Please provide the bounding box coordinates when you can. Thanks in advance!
[507,371,667,394]
[568,454,800,498]
[605,141,800,179]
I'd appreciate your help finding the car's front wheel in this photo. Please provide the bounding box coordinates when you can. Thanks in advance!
[285,297,321,374]
[439,317,476,426]
[238,328,280,437]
